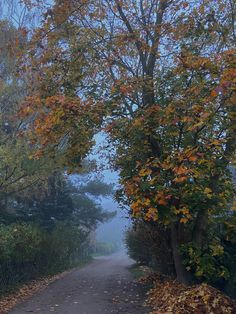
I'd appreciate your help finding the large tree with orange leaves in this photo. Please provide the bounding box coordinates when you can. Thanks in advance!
[19,0,236,283]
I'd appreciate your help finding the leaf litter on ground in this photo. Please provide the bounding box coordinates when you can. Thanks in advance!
[138,272,236,314]
[0,270,72,314]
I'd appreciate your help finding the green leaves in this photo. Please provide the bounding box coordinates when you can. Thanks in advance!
[181,241,230,283]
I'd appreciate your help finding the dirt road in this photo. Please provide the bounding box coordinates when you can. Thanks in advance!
[10,252,149,314]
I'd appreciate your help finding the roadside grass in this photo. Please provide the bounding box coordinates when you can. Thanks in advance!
[128,263,151,280]
[0,256,93,301]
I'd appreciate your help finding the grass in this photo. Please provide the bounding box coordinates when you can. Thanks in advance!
[128,263,147,279]
[0,256,93,298]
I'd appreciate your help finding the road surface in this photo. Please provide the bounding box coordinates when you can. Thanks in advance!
[10,252,149,314]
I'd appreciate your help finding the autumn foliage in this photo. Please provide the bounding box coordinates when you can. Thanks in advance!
[145,277,236,314]
[16,0,236,288]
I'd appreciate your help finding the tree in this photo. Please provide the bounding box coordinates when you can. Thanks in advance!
[14,172,74,228]
[12,173,115,230]
[70,179,116,230]
[0,19,79,225]
[18,0,236,283]
[0,21,47,214]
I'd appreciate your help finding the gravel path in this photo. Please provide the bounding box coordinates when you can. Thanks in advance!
[9,252,149,314]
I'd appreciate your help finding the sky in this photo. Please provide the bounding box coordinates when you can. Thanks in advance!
[71,132,130,249]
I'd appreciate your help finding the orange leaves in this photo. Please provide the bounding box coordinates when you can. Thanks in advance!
[188,155,197,162]
[173,165,192,184]
[209,139,223,147]
[19,96,42,117]
[139,168,152,177]
[182,116,193,123]
[145,105,161,116]
[158,199,168,206]
[145,277,236,314]
[173,176,188,183]
[133,119,142,127]
[0,270,72,314]
[145,207,158,221]
[178,53,213,72]
[18,94,104,169]
[124,181,136,197]
[211,90,218,98]
[131,198,151,218]
[180,217,188,224]
[173,165,188,176]
[155,191,168,206]
[174,206,191,223]
[119,85,132,95]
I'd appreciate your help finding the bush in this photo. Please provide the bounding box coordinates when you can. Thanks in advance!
[92,241,118,256]
[0,222,90,293]
[125,222,174,276]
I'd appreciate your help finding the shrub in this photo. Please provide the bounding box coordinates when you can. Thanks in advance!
[92,241,118,256]
[0,222,90,293]
[125,222,174,276]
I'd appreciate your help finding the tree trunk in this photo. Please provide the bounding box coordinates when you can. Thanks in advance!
[142,76,155,107]
[192,207,208,248]
[193,172,221,248]
[170,222,192,284]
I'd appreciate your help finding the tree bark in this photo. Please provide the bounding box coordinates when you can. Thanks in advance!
[170,222,192,284]
[192,207,208,248]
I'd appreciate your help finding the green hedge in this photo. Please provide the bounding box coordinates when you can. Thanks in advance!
[0,222,90,293]
[92,241,118,256]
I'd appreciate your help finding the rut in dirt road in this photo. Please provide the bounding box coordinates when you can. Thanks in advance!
[9,252,149,314]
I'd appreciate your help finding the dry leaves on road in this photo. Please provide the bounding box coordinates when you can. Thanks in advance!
[0,270,71,314]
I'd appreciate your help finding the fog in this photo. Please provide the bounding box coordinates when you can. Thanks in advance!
[71,132,130,251]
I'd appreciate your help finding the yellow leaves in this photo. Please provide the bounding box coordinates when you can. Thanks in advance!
[147,278,236,314]
[111,85,117,94]
[204,187,212,194]
[131,198,150,212]
[192,104,203,113]
[232,199,236,211]
[195,269,204,277]
[145,207,158,221]
[161,162,171,170]
[210,139,222,146]
[165,105,175,115]
[131,198,159,221]
[143,198,151,206]
[210,244,224,257]
[130,201,141,213]
[139,168,152,177]
[174,206,191,223]
[204,187,213,199]
[182,116,193,123]
[133,119,142,127]
[181,207,190,215]
[149,177,157,185]
[200,112,210,120]
[187,120,204,131]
